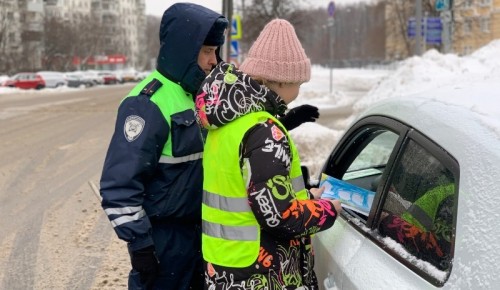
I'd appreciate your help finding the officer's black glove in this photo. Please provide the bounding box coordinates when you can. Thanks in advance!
[130,245,159,290]
[279,104,319,131]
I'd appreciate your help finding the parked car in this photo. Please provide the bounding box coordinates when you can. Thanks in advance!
[65,72,94,88]
[312,81,500,289]
[116,68,139,82]
[82,70,104,85]
[37,71,67,88]
[97,71,119,85]
[3,72,45,89]
[0,74,9,86]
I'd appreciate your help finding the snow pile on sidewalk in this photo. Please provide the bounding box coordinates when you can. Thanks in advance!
[354,39,500,114]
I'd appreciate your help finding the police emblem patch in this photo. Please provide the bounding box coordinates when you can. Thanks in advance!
[124,115,145,142]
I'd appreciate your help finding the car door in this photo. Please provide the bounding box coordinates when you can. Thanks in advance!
[314,116,459,290]
[15,73,29,89]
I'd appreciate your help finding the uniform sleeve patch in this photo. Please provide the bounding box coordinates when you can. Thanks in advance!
[271,125,285,141]
[124,115,145,142]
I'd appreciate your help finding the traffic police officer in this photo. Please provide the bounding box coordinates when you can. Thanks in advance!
[99,3,228,289]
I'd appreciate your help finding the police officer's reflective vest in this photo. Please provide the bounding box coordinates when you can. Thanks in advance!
[126,70,203,163]
[402,183,455,231]
[202,111,308,267]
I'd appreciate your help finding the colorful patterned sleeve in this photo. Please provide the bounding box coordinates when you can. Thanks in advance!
[241,119,338,239]
[378,210,452,270]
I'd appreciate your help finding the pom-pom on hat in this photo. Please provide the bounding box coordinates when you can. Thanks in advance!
[204,17,228,46]
[239,19,311,83]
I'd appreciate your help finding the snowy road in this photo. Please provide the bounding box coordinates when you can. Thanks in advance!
[0,85,133,289]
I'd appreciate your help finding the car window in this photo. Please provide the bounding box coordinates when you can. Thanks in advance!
[378,138,456,275]
[322,116,458,285]
[322,122,402,222]
[345,131,398,175]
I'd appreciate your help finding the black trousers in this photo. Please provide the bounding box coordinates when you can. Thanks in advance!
[128,222,203,290]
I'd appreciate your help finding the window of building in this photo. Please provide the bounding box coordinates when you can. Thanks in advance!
[462,45,473,55]
[480,17,490,32]
[8,32,16,42]
[463,19,472,35]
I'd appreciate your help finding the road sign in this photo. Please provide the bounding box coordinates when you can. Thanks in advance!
[231,14,242,40]
[435,0,450,12]
[327,1,335,17]
[408,17,442,36]
[230,40,239,58]
[441,10,452,23]
[407,17,443,44]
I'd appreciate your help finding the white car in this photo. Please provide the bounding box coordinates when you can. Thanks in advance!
[313,80,500,289]
[36,71,67,88]
[83,70,105,85]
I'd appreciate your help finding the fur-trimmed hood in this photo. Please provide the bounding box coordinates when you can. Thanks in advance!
[157,3,226,95]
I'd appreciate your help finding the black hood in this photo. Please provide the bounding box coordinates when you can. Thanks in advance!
[157,3,226,95]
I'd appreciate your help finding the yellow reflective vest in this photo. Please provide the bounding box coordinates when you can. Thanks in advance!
[402,183,455,231]
[202,111,308,267]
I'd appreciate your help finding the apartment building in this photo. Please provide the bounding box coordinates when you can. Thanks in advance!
[52,0,146,69]
[0,0,23,72]
[385,0,500,59]
[453,0,500,55]
[0,0,145,72]
[0,0,45,71]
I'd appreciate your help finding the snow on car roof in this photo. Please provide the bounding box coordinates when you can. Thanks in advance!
[360,79,500,151]
[360,80,500,289]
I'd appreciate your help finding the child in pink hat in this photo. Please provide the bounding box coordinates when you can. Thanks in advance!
[195,19,342,290]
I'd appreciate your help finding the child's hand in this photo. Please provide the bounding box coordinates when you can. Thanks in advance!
[309,186,325,199]
[330,200,342,214]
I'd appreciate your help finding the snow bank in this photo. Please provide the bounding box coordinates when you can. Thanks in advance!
[353,39,500,114]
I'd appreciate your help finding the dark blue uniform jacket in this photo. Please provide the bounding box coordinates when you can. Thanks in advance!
[99,3,224,251]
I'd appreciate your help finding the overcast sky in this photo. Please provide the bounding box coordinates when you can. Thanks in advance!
[145,0,222,16]
[143,0,370,17]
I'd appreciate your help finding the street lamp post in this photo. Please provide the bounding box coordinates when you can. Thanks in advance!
[222,0,233,62]
[415,0,423,56]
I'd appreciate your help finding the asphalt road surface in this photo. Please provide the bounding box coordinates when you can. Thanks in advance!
[0,84,362,289]
[0,85,134,289]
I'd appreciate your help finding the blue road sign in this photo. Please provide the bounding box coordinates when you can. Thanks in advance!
[435,0,450,11]
[407,17,442,44]
[328,1,335,17]
[230,40,239,58]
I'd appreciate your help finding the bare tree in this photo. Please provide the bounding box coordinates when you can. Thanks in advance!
[42,17,75,70]
[72,14,107,70]
[0,0,13,73]
[240,0,304,55]
[142,15,161,70]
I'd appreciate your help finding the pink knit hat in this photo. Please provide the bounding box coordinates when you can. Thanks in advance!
[239,19,311,83]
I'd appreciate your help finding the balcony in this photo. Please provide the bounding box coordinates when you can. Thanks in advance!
[27,1,44,13]
[26,21,44,32]
[44,0,59,5]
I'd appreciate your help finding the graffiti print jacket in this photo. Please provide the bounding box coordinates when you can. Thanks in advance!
[195,62,339,290]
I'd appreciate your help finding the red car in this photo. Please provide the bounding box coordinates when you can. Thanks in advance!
[4,73,45,89]
[98,71,119,85]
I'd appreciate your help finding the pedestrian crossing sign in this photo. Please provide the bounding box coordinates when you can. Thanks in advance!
[231,14,242,40]
[230,40,239,57]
